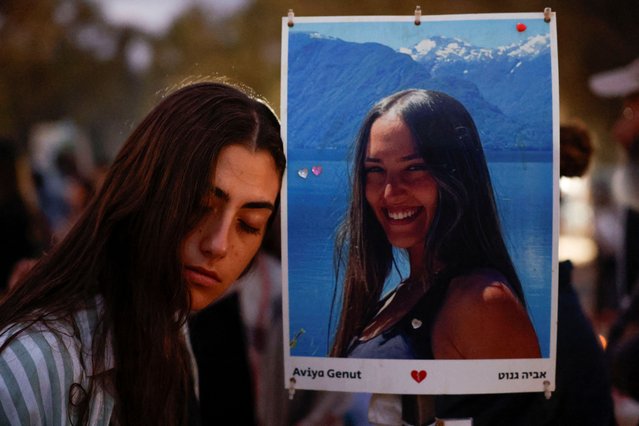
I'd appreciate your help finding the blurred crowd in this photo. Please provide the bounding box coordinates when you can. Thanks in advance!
[0,135,98,293]
[588,58,639,426]
[3,60,639,425]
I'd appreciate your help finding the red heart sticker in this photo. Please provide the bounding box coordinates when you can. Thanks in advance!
[516,23,527,32]
[411,370,427,383]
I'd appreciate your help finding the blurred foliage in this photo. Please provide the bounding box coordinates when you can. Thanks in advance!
[1,0,638,165]
[0,0,147,161]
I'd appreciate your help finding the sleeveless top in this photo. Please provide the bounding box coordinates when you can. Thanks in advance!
[346,271,451,360]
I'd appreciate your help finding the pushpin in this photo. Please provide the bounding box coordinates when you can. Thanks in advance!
[543,380,552,400]
[544,7,552,23]
[287,9,294,27]
[288,377,296,400]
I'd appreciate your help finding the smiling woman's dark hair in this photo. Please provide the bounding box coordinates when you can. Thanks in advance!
[331,89,523,357]
[0,81,285,424]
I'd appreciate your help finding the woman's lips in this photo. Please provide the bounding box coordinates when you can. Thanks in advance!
[184,266,222,288]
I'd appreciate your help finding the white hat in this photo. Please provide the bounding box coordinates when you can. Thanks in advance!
[589,58,639,98]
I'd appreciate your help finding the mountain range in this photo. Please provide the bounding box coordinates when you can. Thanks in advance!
[287,31,553,153]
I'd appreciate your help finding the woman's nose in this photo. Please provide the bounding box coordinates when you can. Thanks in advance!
[383,179,405,200]
[200,220,229,259]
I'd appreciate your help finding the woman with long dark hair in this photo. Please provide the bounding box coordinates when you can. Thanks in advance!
[0,81,286,425]
[331,89,539,360]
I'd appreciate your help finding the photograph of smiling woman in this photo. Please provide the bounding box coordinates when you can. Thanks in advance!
[330,89,540,360]
[0,81,285,425]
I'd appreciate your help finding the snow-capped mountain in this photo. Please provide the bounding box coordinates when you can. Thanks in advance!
[399,36,496,64]
[399,35,552,131]
[402,34,550,63]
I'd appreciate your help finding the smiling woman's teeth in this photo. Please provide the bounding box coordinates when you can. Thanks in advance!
[387,208,418,220]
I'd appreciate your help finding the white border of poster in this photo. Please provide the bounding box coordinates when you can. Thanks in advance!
[281,12,559,395]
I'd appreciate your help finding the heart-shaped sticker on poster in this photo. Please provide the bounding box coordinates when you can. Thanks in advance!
[311,165,323,176]
[411,370,427,383]
[297,168,309,179]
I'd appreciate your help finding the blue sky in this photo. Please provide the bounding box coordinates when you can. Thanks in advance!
[291,17,550,50]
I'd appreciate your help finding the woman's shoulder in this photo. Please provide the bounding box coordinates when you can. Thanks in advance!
[0,297,113,425]
[0,295,106,374]
[0,321,78,424]
[432,268,540,359]
[445,267,518,306]
[0,318,80,376]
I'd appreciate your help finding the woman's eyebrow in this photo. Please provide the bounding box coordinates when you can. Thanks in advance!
[243,201,275,211]
[213,186,274,211]
[365,153,421,162]
[400,153,422,161]
[212,186,230,202]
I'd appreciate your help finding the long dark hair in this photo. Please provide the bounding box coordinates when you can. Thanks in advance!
[331,89,523,357]
[0,81,285,424]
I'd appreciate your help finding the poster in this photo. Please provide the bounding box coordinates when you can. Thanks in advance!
[281,12,558,395]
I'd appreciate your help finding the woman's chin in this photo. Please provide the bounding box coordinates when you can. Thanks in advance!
[188,287,225,312]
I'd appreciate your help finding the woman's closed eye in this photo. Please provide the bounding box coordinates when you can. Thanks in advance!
[237,213,270,236]
[238,220,261,235]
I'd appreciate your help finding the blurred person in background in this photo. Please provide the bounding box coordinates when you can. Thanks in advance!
[52,148,96,241]
[555,123,615,426]
[2,144,97,292]
[591,171,624,325]
[560,122,621,323]
[590,58,639,426]
[0,137,50,292]
[590,59,639,305]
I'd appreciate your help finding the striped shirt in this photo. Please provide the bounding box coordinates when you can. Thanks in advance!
[0,296,115,425]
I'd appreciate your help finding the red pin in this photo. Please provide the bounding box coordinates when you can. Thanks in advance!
[516,23,527,32]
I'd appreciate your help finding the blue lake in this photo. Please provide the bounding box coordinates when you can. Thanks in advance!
[286,150,554,358]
